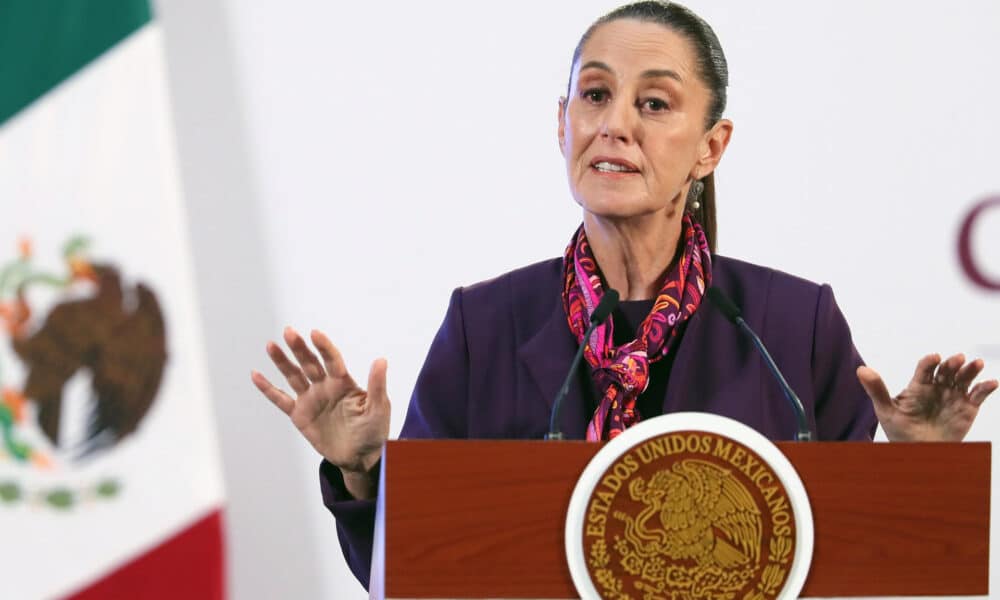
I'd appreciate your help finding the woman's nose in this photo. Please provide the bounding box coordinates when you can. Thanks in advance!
[600,98,636,143]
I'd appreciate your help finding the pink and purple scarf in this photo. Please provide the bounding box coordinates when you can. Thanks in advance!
[562,215,712,441]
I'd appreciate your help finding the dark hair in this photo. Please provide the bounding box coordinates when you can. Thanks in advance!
[567,1,728,252]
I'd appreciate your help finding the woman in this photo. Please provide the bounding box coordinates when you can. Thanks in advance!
[250,1,997,589]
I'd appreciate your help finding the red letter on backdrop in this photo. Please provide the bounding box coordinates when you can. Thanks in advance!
[958,197,1000,292]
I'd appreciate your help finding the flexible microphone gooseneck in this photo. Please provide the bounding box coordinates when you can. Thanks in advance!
[545,289,620,440]
[705,287,813,442]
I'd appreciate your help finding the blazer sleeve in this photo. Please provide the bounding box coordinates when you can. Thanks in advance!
[810,284,878,440]
[318,287,471,590]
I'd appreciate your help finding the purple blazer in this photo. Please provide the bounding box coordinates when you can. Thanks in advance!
[320,255,878,589]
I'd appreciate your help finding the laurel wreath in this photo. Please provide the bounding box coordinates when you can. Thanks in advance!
[589,539,634,600]
[588,532,794,600]
[768,535,792,564]
[0,477,121,511]
[742,534,792,600]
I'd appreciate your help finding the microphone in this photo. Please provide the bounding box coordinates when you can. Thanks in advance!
[546,289,620,440]
[705,287,813,442]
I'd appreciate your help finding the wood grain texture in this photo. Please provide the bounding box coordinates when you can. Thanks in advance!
[375,440,989,598]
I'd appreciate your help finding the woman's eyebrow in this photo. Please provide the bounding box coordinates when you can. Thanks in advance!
[579,61,682,83]
[579,60,615,75]
[640,68,682,83]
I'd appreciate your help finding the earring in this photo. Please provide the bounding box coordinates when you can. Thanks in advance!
[687,177,704,212]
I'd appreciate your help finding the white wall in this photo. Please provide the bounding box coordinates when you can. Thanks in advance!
[160,1,1000,598]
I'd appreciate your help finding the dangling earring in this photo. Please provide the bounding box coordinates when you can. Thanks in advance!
[687,177,704,212]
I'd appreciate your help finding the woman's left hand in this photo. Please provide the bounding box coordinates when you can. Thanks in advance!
[857,354,998,442]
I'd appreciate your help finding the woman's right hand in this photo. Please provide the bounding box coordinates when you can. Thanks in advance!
[251,327,390,486]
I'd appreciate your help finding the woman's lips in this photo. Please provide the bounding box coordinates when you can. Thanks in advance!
[590,157,640,177]
[590,166,639,179]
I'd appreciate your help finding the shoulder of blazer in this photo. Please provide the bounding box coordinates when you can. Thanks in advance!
[711,254,834,347]
[712,254,827,304]
[458,257,563,328]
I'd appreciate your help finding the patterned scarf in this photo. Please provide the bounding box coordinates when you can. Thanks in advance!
[562,214,712,441]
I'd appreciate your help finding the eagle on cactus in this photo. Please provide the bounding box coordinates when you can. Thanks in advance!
[0,236,167,461]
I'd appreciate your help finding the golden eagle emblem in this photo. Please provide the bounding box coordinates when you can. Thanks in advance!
[619,459,762,570]
[584,432,796,600]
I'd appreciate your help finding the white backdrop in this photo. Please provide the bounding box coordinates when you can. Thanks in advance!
[159,1,1000,598]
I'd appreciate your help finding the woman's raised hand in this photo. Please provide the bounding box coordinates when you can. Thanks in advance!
[251,327,390,477]
[857,353,998,442]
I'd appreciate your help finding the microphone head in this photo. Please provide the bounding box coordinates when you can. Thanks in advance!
[706,286,742,323]
[590,289,620,324]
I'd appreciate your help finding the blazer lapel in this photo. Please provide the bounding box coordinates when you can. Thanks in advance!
[662,305,708,412]
[516,301,589,439]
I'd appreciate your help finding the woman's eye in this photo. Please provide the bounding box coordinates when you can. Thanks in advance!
[582,88,609,104]
[641,98,670,112]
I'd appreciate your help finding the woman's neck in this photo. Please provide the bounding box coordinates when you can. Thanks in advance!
[583,211,683,301]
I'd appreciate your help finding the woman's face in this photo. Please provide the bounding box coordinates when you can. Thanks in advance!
[559,19,731,221]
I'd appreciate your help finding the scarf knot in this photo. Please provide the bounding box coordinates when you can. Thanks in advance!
[593,349,649,394]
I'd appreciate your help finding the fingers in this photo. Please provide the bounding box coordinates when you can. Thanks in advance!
[284,327,327,383]
[857,365,893,412]
[969,379,999,407]
[263,327,378,404]
[367,358,389,403]
[266,340,311,394]
[912,354,941,384]
[311,329,352,381]
[250,370,295,415]
[933,353,965,386]
[954,358,985,391]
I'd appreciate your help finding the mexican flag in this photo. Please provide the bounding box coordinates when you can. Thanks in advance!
[0,2,226,598]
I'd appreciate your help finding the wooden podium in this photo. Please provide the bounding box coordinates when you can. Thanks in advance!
[369,440,990,599]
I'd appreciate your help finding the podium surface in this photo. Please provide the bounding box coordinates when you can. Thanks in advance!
[371,440,989,599]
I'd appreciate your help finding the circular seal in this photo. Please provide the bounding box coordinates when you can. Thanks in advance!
[566,413,813,600]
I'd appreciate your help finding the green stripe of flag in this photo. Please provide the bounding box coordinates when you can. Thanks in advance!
[0,0,152,127]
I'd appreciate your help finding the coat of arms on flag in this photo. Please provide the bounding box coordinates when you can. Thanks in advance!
[0,236,166,510]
